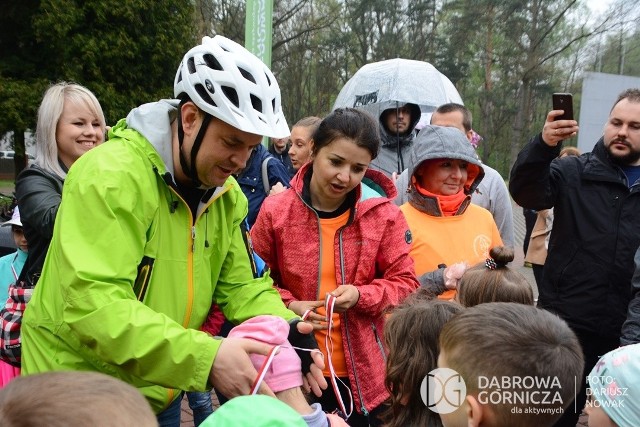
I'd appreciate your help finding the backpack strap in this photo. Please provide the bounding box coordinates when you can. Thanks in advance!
[261,156,272,194]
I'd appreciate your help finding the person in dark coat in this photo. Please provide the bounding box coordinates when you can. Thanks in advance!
[268,136,295,178]
[509,88,640,427]
[235,143,291,227]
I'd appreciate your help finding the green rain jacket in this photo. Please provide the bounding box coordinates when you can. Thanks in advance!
[21,100,296,413]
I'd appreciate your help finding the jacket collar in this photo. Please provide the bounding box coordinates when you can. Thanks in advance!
[290,162,398,214]
[583,138,627,185]
[407,190,472,217]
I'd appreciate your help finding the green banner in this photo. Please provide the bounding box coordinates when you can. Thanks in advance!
[245,0,273,67]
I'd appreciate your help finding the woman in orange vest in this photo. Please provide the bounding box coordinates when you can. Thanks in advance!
[399,125,502,300]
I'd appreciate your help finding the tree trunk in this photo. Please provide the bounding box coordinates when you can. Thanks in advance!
[510,80,532,168]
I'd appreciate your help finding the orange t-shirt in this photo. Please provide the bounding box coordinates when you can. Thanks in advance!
[400,202,503,300]
[314,211,350,377]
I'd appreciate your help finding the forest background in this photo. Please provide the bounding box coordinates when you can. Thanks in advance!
[1,0,639,179]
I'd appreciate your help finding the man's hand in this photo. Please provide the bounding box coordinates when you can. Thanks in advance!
[330,285,360,313]
[209,337,276,398]
[289,319,328,397]
[288,300,327,330]
[542,111,579,146]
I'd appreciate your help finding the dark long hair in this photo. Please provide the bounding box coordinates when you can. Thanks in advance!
[383,290,462,427]
[311,108,380,160]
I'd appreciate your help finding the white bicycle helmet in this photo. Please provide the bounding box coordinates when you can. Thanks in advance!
[174,35,289,138]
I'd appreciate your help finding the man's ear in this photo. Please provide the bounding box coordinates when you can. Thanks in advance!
[466,129,474,141]
[465,395,485,427]
[180,102,201,136]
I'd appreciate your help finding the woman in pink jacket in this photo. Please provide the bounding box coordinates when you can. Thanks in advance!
[251,108,419,427]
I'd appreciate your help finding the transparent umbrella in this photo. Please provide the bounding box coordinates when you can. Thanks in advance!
[333,58,463,172]
[332,58,462,118]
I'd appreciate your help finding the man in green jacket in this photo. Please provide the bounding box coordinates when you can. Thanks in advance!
[21,35,325,424]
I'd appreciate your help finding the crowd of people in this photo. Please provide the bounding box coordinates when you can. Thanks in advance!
[0,33,638,427]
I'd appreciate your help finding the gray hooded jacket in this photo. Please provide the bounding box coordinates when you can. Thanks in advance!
[368,103,421,176]
[405,125,486,291]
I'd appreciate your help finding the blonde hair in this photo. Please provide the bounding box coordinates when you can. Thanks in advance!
[35,82,106,179]
[0,371,157,426]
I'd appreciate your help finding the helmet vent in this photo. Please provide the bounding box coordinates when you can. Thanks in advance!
[264,72,271,86]
[187,57,197,74]
[195,84,217,107]
[203,54,223,71]
[221,86,239,108]
[238,67,256,84]
[250,94,263,113]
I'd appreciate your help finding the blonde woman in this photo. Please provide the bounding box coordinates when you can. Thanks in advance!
[0,82,105,367]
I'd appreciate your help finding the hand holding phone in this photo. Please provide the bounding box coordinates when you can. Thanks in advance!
[552,93,574,121]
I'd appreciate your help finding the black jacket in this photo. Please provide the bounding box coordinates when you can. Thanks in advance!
[15,163,65,287]
[510,135,640,339]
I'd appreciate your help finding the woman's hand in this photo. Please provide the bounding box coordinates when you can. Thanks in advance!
[330,285,360,313]
[444,262,468,290]
[288,300,327,330]
[269,182,286,196]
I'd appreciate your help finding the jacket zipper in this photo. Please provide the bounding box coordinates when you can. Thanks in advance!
[167,186,196,329]
[371,323,386,362]
[296,192,323,300]
[338,227,368,416]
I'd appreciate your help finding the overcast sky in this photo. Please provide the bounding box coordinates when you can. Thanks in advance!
[585,0,614,14]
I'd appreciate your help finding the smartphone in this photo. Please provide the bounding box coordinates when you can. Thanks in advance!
[552,93,574,121]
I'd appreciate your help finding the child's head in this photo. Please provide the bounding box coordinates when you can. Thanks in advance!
[456,246,533,307]
[585,343,640,427]
[438,302,583,427]
[0,371,156,427]
[383,289,463,427]
[1,207,27,253]
[202,395,306,427]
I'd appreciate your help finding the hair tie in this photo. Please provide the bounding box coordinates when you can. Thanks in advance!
[485,258,497,270]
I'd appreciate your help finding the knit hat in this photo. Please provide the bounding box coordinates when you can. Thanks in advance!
[587,342,640,426]
[1,207,21,227]
[200,395,306,427]
[228,315,303,393]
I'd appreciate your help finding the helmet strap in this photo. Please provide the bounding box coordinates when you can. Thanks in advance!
[177,112,212,188]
